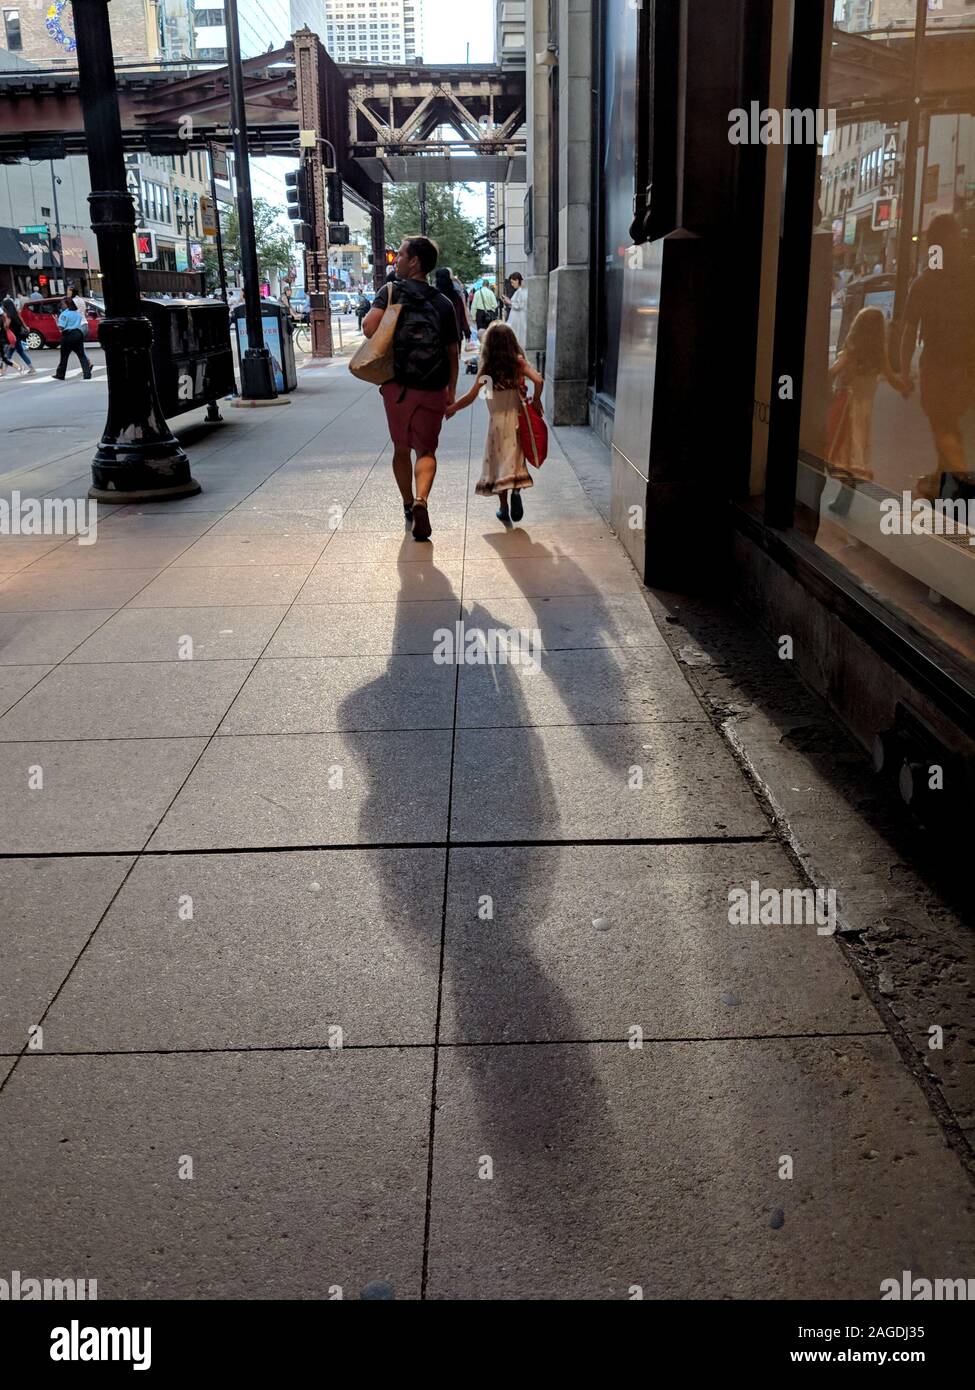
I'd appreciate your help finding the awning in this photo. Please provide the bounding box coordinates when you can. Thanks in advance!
[60,234,95,271]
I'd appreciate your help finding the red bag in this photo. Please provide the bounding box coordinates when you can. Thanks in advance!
[517,395,548,468]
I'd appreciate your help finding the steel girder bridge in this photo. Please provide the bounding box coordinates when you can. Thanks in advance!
[0,29,525,353]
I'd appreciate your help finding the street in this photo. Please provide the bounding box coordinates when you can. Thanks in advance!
[0,363,972,1301]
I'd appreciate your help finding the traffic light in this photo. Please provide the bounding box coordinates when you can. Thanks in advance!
[326,172,343,224]
[285,164,314,246]
[385,248,396,266]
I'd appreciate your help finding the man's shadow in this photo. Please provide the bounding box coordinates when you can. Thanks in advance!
[333,536,610,1280]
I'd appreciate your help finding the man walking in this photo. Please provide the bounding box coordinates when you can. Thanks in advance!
[471,280,499,341]
[361,236,460,541]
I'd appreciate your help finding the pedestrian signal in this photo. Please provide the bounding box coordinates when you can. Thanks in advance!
[385,248,396,266]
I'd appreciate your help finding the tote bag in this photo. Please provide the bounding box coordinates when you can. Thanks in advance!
[348,285,401,384]
[517,396,548,468]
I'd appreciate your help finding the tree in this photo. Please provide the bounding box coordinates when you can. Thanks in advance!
[384,184,485,284]
[201,198,296,289]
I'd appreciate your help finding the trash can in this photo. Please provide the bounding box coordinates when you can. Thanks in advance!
[142,297,237,422]
[231,299,298,393]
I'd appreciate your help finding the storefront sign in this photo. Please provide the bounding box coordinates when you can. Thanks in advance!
[209,143,228,182]
[872,196,897,231]
[200,196,217,237]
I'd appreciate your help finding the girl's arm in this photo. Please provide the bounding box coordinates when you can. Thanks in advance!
[518,357,545,405]
[828,351,847,382]
[445,382,481,417]
[884,363,911,397]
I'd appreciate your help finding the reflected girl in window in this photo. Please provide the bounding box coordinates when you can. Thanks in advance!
[827,307,909,485]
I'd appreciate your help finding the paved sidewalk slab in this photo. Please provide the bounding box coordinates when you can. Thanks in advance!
[451,724,769,841]
[456,645,704,728]
[0,661,253,741]
[64,606,288,663]
[0,611,113,664]
[0,569,161,612]
[149,730,453,849]
[219,655,456,735]
[426,1037,975,1299]
[0,738,207,853]
[41,850,443,1052]
[440,844,877,1043]
[0,1050,430,1299]
[265,601,461,658]
[0,856,133,1052]
[0,664,53,716]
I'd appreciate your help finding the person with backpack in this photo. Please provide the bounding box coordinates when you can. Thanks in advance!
[360,236,460,541]
[471,281,499,341]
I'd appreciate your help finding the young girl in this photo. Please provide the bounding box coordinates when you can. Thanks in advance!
[827,306,908,483]
[446,320,544,524]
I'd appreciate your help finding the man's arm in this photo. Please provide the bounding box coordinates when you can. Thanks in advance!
[361,305,384,339]
[446,342,459,405]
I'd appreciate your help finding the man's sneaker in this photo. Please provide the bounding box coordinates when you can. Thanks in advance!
[510,490,524,523]
[411,499,432,541]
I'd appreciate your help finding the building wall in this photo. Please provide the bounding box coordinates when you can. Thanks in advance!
[321,0,423,62]
[0,0,165,64]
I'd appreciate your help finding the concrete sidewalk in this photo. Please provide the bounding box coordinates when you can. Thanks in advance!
[0,366,972,1299]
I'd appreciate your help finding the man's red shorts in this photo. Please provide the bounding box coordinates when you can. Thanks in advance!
[380,382,450,456]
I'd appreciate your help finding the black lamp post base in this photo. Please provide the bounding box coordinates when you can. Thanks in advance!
[89,443,201,504]
[240,348,279,401]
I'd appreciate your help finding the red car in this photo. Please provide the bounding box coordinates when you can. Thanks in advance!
[18,298,102,350]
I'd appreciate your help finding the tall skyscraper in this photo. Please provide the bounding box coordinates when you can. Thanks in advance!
[321,0,424,65]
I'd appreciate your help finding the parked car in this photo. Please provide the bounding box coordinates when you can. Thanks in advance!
[19,297,102,350]
[330,291,351,313]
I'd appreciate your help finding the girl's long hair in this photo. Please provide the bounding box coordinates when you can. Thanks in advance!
[842,306,890,375]
[479,320,523,389]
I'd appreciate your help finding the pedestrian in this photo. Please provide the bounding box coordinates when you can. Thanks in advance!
[66,281,87,317]
[29,284,43,301]
[53,295,93,380]
[1,296,36,374]
[470,280,499,341]
[446,319,544,526]
[898,214,975,500]
[360,235,460,541]
[355,289,371,329]
[827,307,908,485]
[501,272,527,346]
[434,266,472,347]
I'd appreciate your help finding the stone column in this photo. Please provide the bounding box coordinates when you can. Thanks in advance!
[525,0,551,369]
[543,0,592,423]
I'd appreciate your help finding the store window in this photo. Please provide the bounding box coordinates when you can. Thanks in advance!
[786,1,975,669]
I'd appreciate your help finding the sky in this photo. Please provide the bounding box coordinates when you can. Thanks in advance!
[418,0,497,228]
[420,0,495,64]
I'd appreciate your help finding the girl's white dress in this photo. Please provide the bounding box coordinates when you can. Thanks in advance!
[506,286,528,347]
[474,377,534,496]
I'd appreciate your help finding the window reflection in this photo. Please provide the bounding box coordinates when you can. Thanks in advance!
[797,0,975,664]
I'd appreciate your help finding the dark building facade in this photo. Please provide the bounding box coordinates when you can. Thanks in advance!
[527,0,975,812]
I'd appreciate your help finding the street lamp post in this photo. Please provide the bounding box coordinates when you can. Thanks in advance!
[224,0,277,401]
[74,0,199,502]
